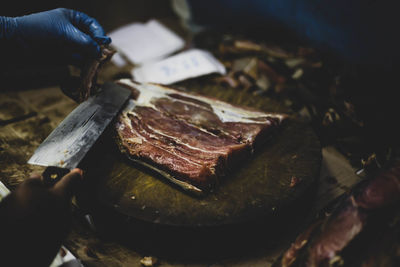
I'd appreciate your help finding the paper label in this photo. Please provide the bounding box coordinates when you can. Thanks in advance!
[132,49,226,84]
[108,19,185,65]
[0,181,10,202]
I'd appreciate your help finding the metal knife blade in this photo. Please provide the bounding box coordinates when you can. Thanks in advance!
[28,82,131,171]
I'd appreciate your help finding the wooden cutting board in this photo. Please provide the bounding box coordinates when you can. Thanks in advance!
[77,82,321,226]
[75,82,321,258]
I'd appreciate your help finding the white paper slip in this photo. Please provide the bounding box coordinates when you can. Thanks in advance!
[50,246,83,267]
[108,19,185,65]
[0,181,10,201]
[132,49,226,85]
[111,52,128,67]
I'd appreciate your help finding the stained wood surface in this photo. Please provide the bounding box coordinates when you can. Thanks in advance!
[42,80,318,263]
[0,74,362,267]
[0,12,366,267]
[77,83,321,228]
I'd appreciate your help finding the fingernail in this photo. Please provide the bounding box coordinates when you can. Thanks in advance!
[71,168,84,177]
[30,173,41,179]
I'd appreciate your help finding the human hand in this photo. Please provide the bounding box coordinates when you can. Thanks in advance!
[1,8,111,66]
[0,169,83,267]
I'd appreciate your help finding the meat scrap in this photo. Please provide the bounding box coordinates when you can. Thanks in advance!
[78,46,116,102]
[274,160,400,267]
[115,79,288,194]
[61,45,116,102]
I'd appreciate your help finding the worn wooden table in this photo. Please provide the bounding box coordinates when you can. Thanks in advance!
[0,61,362,266]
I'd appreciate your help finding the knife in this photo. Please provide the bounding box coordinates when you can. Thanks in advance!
[27,82,131,185]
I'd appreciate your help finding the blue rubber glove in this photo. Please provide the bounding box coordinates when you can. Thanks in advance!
[0,8,111,66]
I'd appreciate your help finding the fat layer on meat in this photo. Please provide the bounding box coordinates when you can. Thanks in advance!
[115,79,288,193]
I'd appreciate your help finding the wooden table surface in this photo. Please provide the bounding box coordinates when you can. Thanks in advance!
[0,65,363,266]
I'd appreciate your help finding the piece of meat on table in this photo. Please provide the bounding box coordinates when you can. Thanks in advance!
[115,79,288,193]
[275,160,400,267]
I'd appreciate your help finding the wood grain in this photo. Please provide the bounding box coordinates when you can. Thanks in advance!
[0,75,362,267]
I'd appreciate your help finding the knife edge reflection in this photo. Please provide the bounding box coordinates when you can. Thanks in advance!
[28,82,131,170]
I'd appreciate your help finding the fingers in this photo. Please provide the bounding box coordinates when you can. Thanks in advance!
[67,9,111,45]
[67,28,102,59]
[55,8,111,62]
[29,173,42,180]
[20,174,43,187]
[51,168,83,200]
[94,36,112,46]
[59,9,102,59]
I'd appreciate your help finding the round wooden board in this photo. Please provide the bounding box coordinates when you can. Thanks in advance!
[78,83,321,229]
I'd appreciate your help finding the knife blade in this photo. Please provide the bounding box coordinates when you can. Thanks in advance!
[28,81,131,184]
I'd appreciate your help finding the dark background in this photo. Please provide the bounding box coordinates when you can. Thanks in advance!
[2,0,399,155]
[1,0,177,33]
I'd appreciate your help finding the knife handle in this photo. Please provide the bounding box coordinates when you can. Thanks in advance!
[42,166,70,187]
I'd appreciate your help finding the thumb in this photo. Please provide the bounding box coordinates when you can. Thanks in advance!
[51,168,83,200]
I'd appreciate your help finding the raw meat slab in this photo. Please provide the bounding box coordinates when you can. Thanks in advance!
[115,79,287,193]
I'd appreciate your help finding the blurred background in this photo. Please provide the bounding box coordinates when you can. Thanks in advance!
[1,0,177,32]
[2,1,399,266]
[3,0,399,166]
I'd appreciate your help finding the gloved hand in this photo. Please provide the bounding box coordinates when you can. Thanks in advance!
[0,8,111,66]
[0,169,83,267]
